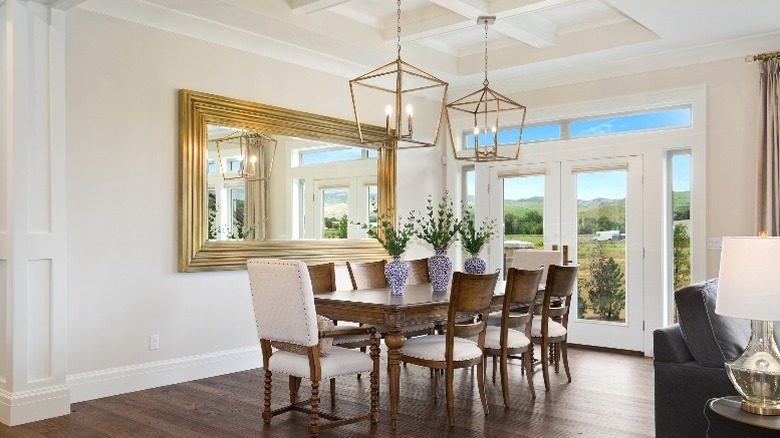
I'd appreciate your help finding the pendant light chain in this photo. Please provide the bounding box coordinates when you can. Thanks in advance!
[397,0,402,59]
[483,18,489,87]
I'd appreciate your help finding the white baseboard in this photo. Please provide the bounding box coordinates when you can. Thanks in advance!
[0,385,70,426]
[68,346,261,403]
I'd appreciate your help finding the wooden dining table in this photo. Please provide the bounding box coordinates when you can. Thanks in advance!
[313,280,506,429]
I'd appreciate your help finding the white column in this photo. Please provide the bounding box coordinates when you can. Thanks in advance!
[0,0,80,425]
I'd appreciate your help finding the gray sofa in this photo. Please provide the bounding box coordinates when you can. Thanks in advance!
[653,279,750,438]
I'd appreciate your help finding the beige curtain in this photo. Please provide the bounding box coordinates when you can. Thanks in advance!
[757,58,780,235]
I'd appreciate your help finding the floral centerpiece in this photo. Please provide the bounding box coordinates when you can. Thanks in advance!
[459,206,497,274]
[356,210,415,295]
[410,192,460,292]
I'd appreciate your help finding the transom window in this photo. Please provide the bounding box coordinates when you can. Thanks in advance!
[464,105,691,147]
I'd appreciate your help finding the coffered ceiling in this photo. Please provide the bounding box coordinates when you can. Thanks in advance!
[78,0,780,93]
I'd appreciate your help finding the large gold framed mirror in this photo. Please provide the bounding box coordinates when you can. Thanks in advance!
[179,89,395,272]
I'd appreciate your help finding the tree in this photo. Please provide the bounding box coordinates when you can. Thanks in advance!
[673,223,691,289]
[581,242,626,321]
[337,214,349,239]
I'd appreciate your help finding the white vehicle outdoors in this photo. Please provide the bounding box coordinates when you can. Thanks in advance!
[593,230,625,242]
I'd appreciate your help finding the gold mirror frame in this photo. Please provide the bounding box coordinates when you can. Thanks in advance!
[179,89,396,272]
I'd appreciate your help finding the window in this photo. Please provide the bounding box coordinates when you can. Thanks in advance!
[227,159,241,172]
[668,151,691,323]
[322,187,349,239]
[299,147,375,166]
[462,105,691,148]
[570,107,691,138]
[229,187,245,238]
[208,161,216,173]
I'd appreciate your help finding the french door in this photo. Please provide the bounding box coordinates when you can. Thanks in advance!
[488,156,644,351]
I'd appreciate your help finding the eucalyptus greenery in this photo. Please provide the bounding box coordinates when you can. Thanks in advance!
[410,192,460,250]
[355,211,415,257]
[459,206,497,254]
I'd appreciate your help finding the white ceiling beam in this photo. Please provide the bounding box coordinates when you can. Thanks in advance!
[290,0,349,15]
[387,0,564,48]
[497,14,558,48]
[426,0,490,19]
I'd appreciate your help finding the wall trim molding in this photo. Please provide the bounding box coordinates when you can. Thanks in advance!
[0,384,70,426]
[68,347,261,403]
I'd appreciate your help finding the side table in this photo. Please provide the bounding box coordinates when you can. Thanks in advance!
[705,396,780,437]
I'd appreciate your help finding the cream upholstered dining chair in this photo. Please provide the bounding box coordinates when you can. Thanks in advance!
[484,267,544,405]
[307,262,372,402]
[399,271,500,427]
[247,259,379,437]
[531,263,579,391]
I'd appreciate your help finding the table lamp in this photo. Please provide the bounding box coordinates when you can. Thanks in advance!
[715,234,780,415]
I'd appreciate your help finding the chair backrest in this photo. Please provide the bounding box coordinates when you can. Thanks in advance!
[347,260,387,290]
[246,259,318,347]
[447,271,500,342]
[501,267,544,330]
[512,249,562,285]
[308,262,336,293]
[406,258,430,285]
[541,264,579,327]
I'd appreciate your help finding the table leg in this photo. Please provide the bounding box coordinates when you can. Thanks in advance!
[384,328,404,429]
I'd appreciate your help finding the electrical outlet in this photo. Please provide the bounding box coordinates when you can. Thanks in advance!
[150,334,160,351]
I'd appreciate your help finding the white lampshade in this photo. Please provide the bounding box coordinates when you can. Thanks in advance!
[715,236,780,321]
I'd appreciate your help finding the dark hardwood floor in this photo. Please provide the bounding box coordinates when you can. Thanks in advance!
[0,347,654,437]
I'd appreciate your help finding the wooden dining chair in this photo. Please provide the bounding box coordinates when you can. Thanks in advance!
[399,271,499,427]
[406,258,430,285]
[346,260,387,290]
[247,259,380,437]
[484,267,544,405]
[530,264,579,391]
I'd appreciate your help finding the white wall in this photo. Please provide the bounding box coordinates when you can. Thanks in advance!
[64,6,761,400]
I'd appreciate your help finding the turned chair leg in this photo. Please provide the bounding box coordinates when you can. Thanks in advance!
[309,380,320,438]
[263,370,273,424]
[330,378,336,406]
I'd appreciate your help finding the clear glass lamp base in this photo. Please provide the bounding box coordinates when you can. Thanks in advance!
[725,320,780,416]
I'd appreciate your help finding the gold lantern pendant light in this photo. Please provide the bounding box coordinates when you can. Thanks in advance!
[446,16,527,162]
[214,131,277,181]
[349,0,449,149]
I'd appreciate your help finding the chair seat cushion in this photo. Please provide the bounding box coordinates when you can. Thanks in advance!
[271,315,334,356]
[484,326,531,349]
[331,325,371,346]
[400,335,483,361]
[268,346,374,379]
[531,317,567,338]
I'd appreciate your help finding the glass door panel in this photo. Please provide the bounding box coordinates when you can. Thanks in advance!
[574,170,627,323]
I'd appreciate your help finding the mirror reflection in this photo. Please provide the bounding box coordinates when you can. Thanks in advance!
[206,125,378,242]
[179,89,393,272]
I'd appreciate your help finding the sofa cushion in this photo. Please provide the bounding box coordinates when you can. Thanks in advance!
[675,279,750,368]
